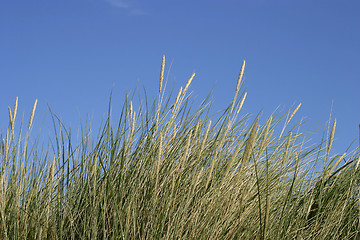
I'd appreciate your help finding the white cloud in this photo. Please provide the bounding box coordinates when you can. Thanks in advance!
[130,8,149,16]
[105,0,149,15]
[106,0,131,9]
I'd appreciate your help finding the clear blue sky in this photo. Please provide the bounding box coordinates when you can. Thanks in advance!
[1,0,359,154]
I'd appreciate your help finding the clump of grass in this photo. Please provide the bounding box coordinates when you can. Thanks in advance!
[1,57,359,239]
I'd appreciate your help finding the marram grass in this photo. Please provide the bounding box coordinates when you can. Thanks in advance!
[1,57,360,240]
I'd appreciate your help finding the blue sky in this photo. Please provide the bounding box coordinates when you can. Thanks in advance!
[1,0,359,155]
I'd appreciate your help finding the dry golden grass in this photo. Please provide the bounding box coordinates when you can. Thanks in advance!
[0,56,359,239]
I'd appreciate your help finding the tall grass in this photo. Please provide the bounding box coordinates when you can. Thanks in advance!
[1,57,359,239]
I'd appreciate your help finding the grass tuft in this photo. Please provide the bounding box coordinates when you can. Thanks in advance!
[0,57,359,239]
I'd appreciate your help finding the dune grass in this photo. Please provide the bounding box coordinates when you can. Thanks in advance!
[1,56,360,239]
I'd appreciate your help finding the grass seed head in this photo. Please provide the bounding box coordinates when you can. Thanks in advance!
[327,118,336,159]
[129,101,133,118]
[287,103,301,125]
[182,73,195,96]
[237,92,247,115]
[28,99,38,130]
[13,97,18,122]
[159,55,165,94]
[129,101,135,137]
[8,106,13,124]
[236,60,246,93]
[8,106,15,142]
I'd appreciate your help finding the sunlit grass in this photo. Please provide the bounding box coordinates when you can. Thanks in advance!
[1,57,359,239]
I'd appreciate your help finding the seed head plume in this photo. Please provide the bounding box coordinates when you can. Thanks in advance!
[182,73,195,97]
[237,92,247,115]
[287,103,301,125]
[8,107,13,124]
[8,97,19,142]
[236,60,246,93]
[29,99,38,130]
[159,55,165,94]
[13,97,18,122]
[129,101,133,119]
[326,118,336,160]
[8,106,15,142]
[231,60,246,114]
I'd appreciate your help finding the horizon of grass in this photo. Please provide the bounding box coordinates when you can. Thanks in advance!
[1,56,360,239]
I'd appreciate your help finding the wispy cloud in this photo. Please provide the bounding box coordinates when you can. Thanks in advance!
[129,8,149,16]
[106,0,131,9]
[105,0,149,16]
